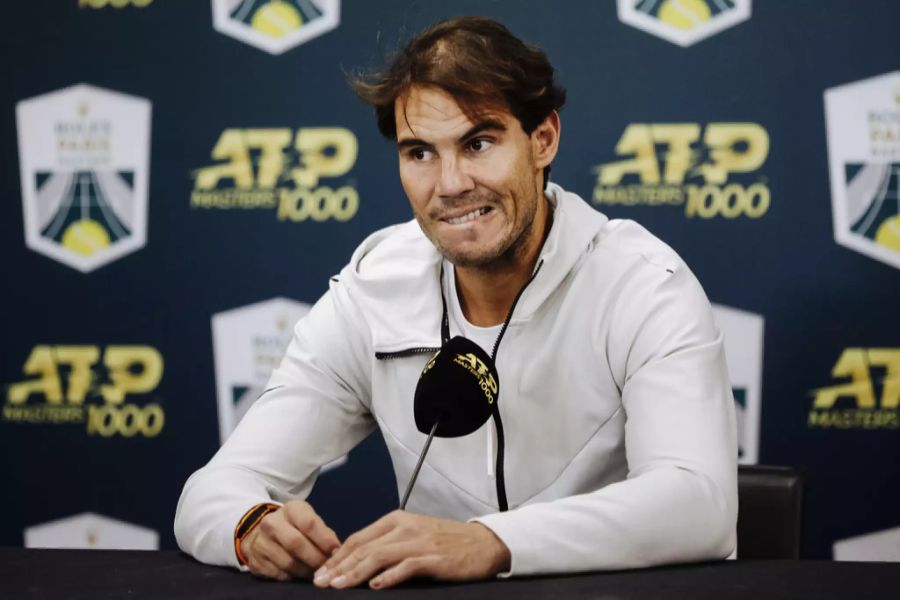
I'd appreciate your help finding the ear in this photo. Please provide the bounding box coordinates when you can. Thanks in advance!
[530,110,561,170]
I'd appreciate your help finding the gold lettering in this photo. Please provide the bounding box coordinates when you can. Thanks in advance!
[54,346,100,404]
[867,348,900,408]
[812,348,876,409]
[246,129,292,188]
[7,346,64,404]
[195,129,291,190]
[596,124,661,185]
[651,124,700,184]
[100,346,163,404]
[292,128,358,188]
[699,123,769,185]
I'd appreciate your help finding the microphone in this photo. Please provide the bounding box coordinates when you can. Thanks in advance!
[399,336,499,509]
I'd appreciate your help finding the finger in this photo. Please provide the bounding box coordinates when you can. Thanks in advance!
[369,556,440,590]
[255,534,313,580]
[269,520,328,571]
[284,503,341,556]
[315,528,406,588]
[247,552,291,582]
[328,541,420,589]
[323,511,400,571]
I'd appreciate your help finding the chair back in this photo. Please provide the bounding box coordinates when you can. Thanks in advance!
[737,464,804,559]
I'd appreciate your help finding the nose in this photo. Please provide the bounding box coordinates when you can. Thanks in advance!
[436,155,475,198]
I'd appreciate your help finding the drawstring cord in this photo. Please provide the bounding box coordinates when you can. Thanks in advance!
[440,259,545,512]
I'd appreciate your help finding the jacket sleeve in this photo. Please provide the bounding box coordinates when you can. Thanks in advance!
[473,261,738,576]
[174,279,376,568]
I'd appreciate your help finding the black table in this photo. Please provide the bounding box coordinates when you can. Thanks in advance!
[3,548,900,599]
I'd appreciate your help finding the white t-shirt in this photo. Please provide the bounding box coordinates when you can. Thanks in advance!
[443,260,503,356]
[443,261,503,477]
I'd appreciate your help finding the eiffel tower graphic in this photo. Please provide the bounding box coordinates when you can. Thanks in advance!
[635,0,736,19]
[230,0,323,28]
[35,170,134,257]
[847,163,900,251]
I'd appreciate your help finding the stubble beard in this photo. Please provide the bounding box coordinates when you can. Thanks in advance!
[425,187,541,272]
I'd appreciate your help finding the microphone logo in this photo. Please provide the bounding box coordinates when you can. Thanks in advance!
[421,349,441,377]
[452,352,498,403]
[404,336,504,510]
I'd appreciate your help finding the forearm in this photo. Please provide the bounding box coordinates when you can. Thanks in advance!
[175,283,375,567]
[174,463,298,567]
[174,396,373,567]
[473,465,736,576]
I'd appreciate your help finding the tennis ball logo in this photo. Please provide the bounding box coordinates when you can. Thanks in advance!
[658,0,712,30]
[251,1,302,39]
[61,219,111,257]
[875,216,900,252]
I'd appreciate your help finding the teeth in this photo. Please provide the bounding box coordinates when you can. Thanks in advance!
[447,207,488,225]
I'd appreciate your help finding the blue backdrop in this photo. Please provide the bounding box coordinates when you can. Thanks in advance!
[2,0,899,560]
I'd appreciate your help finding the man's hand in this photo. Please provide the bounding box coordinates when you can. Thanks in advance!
[241,501,341,581]
[312,510,511,589]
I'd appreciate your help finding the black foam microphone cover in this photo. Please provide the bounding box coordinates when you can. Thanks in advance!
[414,336,498,437]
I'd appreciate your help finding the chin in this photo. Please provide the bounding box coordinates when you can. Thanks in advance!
[437,242,511,269]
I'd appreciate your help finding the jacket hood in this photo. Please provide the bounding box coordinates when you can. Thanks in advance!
[340,183,609,353]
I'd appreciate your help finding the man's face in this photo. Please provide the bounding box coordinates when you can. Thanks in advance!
[395,86,549,269]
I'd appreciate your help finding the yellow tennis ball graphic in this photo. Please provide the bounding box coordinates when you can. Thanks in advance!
[251,1,302,39]
[61,219,111,257]
[658,0,712,31]
[874,215,900,253]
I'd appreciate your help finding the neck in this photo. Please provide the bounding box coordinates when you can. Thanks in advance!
[454,195,552,327]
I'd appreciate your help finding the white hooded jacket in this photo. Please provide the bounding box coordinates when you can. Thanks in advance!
[174,183,738,576]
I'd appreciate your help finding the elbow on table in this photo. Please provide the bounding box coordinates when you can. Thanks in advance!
[172,471,205,559]
[697,506,737,561]
[636,468,737,565]
[685,471,737,562]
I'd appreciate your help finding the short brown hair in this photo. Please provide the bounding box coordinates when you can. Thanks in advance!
[351,16,566,186]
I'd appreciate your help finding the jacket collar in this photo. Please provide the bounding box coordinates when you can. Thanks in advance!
[343,183,608,354]
[516,183,608,321]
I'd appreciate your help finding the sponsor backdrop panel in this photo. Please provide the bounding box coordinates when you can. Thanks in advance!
[1,0,898,561]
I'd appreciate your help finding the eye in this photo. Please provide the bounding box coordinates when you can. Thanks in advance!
[407,147,434,161]
[467,137,493,153]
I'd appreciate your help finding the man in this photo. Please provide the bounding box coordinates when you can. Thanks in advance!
[175,16,737,589]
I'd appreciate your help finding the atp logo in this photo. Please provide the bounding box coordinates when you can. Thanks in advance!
[192,127,359,222]
[453,353,498,404]
[212,0,340,55]
[16,84,151,272]
[593,123,770,219]
[711,304,764,464]
[617,0,751,47]
[825,71,900,270]
[422,350,440,377]
[809,348,900,430]
[3,345,165,438]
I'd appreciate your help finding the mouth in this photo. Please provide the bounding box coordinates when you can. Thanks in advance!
[442,206,493,225]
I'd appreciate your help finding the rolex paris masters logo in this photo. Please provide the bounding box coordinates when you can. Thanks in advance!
[211,297,348,471]
[824,71,900,270]
[712,304,764,464]
[15,84,151,272]
[212,298,311,442]
[212,0,340,55]
[617,0,751,47]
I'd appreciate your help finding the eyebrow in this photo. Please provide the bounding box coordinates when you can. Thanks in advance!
[396,118,508,150]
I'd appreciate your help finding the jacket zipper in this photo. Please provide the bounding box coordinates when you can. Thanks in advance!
[375,347,440,360]
[373,258,544,511]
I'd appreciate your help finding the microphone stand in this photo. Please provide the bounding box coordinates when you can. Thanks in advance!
[399,420,440,510]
